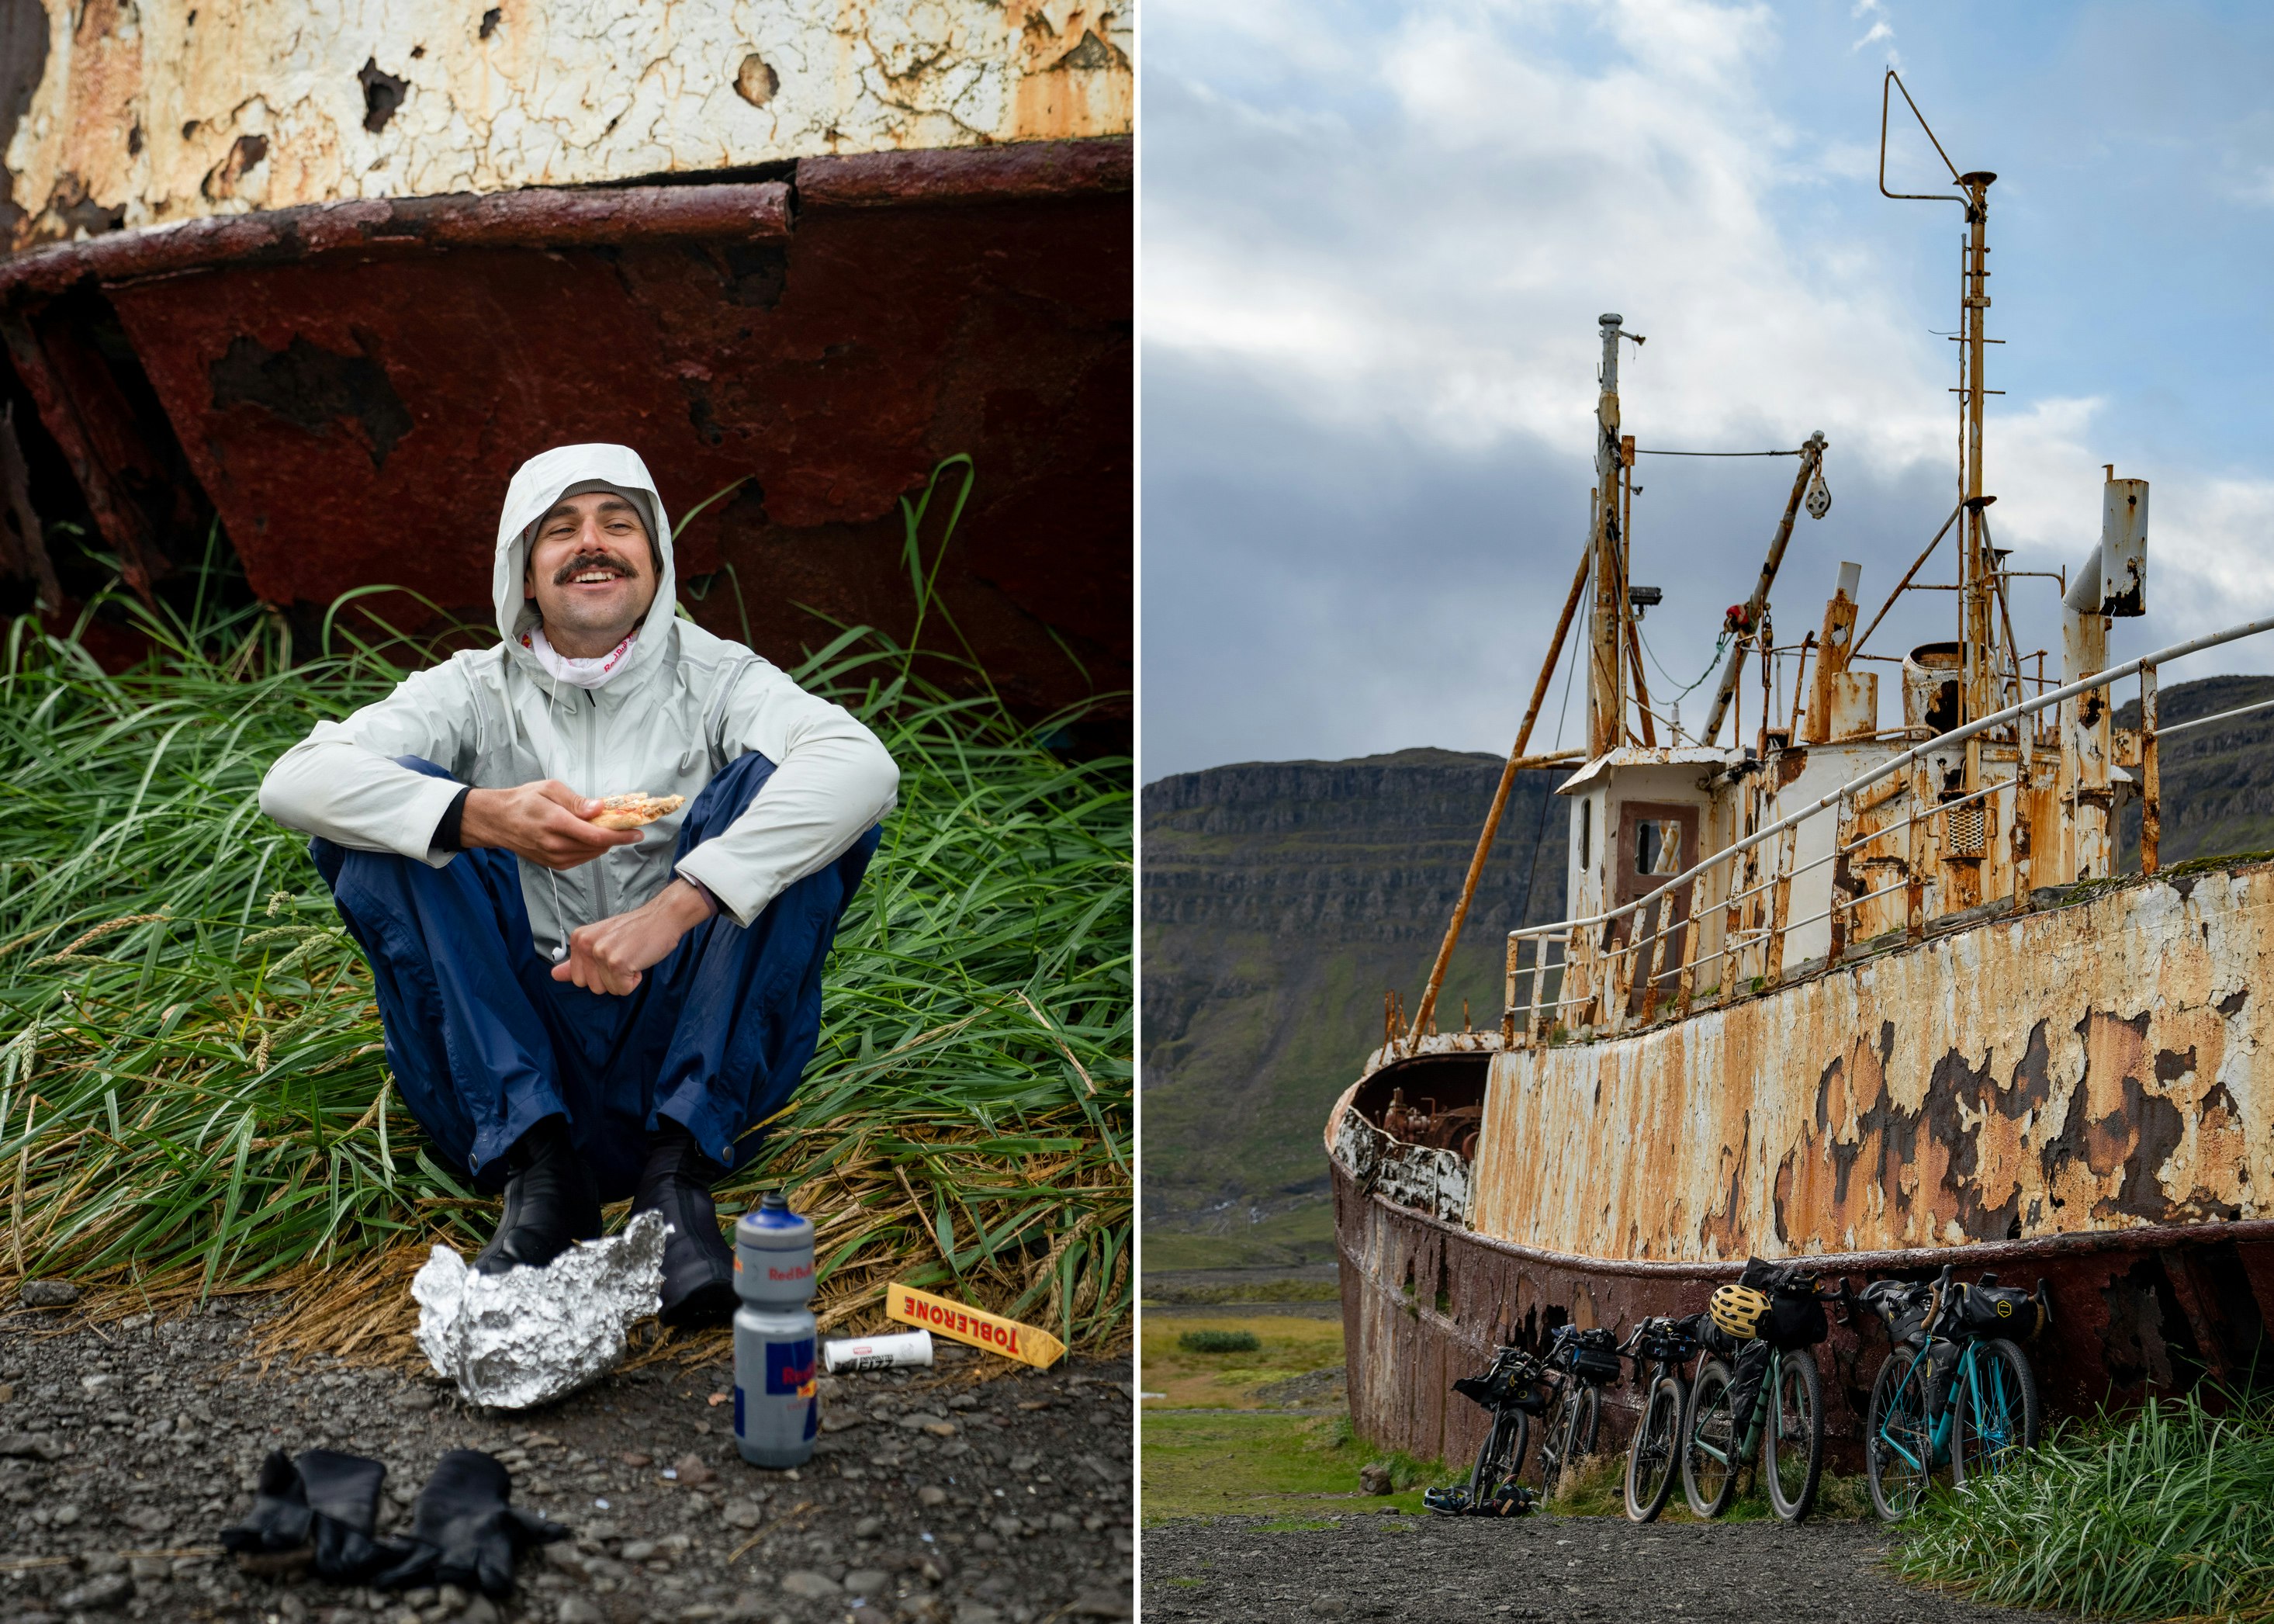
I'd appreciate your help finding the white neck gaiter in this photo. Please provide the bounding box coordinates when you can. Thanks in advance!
[521,625,639,690]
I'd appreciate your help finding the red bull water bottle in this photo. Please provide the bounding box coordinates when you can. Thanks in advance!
[732,1190,817,1468]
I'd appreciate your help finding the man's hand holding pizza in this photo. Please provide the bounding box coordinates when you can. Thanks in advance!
[460,781,643,870]
[459,782,707,994]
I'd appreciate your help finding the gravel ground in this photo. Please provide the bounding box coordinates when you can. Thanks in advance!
[1143,1513,2066,1623]
[0,1297,1133,1624]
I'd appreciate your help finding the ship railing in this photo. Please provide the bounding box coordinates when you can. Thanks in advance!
[1499,611,2274,1046]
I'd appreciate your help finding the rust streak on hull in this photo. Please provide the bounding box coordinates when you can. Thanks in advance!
[1472,866,2272,1259]
[1336,860,2274,1468]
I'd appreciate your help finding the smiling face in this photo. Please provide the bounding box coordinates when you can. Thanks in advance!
[524,490,661,657]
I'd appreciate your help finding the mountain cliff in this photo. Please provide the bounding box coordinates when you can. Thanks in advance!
[1140,674,2274,1271]
[2116,673,2274,867]
[1141,749,1570,1264]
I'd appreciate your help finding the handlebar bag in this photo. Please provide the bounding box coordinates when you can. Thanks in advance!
[1634,1317,1700,1365]
[1763,1292,1827,1349]
[1570,1328,1623,1383]
[1859,1279,1935,1347]
[1699,1318,1746,1361]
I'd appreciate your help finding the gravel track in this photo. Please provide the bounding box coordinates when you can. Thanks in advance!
[1143,1512,2067,1623]
[0,1297,1133,1623]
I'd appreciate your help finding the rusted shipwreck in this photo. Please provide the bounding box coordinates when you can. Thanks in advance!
[1329,102,2274,1467]
[0,0,1129,722]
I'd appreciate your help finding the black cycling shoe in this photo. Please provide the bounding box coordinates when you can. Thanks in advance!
[472,1117,604,1276]
[632,1120,737,1328]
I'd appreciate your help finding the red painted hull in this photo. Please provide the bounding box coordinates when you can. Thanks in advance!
[1,140,1129,722]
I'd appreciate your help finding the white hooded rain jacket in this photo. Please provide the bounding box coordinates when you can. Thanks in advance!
[260,444,899,958]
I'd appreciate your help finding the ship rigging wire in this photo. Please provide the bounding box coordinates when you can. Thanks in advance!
[1639,623,1733,703]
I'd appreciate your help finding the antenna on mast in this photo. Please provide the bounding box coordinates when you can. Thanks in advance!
[1881,69,2001,771]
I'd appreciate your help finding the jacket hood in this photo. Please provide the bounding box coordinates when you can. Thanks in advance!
[493,444,677,684]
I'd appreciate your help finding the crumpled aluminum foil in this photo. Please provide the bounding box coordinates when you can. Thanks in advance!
[413,1210,668,1409]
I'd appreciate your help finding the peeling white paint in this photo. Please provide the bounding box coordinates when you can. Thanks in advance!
[1457,867,2274,1262]
[5,0,1132,248]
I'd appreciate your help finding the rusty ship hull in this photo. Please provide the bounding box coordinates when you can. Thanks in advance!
[1330,860,2274,1470]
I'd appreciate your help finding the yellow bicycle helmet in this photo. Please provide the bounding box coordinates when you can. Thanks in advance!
[1710,1283,1770,1342]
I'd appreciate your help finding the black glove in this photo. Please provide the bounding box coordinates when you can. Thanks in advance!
[219,1446,397,1574]
[220,1449,396,1582]
[220,1449,313,1555]
[374,1449,568,1597]
[298,1449,393,1582]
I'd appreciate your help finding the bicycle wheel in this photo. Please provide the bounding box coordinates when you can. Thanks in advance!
[1469,1407,1531,1506]
[1865,1345,1938,1522]
[1543,1383,1601,1499]
[1763,1347,1824,1522]
[1624,1373,1685,1522]
[1680,1357,1741,1518]
[1951,1338,2042,1487]
[1537,1390,1577,1496]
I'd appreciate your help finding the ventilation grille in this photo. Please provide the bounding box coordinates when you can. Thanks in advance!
[1945,803,1986,857]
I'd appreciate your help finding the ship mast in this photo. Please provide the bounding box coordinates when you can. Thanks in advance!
[1957,167,2002,790]
[1588,313,1641,758]
[1881,70,2003,760]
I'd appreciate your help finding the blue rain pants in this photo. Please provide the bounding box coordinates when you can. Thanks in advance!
[310,751,879,1201]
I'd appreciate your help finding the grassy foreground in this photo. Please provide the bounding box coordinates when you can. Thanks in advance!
[0,566,1130,1362]
[1141,1305,1434,1520]
[1898,1389,2274,1621]
[1141,1412,1435,1523]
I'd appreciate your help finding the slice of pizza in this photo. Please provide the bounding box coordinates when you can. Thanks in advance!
[588,791,687,830]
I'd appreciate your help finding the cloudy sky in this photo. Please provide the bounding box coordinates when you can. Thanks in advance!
[1140,0,2274,779]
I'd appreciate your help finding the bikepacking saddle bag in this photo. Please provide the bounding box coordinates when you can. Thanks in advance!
[1739,1256,1829,1350]
[1954,1280,2046,1340]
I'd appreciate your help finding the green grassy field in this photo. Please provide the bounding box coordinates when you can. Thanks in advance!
[1142,1411,1436,1524]
[1140,1203,1338,1273]
[1140,1310,1345,1409]
[1140,1305,1437,1521]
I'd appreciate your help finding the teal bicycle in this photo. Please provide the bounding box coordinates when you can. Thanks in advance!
[1862,1264,2048,1521]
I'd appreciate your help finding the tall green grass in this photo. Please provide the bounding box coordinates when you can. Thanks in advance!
[0,544,1130,1356]
[1899,1388,2274,1621]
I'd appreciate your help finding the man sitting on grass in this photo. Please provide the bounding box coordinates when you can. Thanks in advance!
[259,443,898,1325]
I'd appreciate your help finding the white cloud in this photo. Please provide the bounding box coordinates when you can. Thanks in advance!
[1143,0,2274,770]
[1149,1,1956,474]
[2224,166,2274,208]
[1850,0,1895,56]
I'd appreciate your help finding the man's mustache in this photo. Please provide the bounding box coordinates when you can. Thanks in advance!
[553,552,638,585]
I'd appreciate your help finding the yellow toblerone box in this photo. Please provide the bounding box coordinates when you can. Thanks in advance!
[884,1282,1065,1369]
